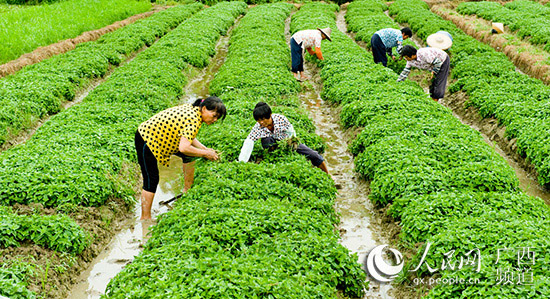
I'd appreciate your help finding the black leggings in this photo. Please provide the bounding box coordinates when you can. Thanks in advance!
[135,130,159,193]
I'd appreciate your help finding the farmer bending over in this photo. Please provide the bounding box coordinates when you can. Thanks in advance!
[238,102,329,175]
[290,27,332,81]
[397,45,450,102]
[135,97,226,220]
[371,27,412,67]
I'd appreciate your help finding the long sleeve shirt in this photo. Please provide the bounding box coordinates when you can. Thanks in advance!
[375,28,404,56]
[238,114,296,162]
[397,47,449,82]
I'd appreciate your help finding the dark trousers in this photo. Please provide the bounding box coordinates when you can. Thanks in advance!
[135,130,159,193]
[261,137,324,167]
[430,56,451,99]
[371,33,388,67]
[290,37,304,73]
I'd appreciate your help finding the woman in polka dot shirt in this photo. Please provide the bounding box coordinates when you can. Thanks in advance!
[135,96,227,220]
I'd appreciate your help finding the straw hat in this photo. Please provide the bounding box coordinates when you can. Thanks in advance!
[317,27,332,41]
[492,22,504,34]
[426,31,453,50]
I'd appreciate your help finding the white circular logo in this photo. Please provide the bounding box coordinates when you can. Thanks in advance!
[365,244,404,282]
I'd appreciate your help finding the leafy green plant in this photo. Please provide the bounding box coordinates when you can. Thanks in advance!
[0,0,152,64]
[0,2,246,207]
[0,3,204,146]
[0,206,89,253]
[392,0,550,185]
[105,3,366,298]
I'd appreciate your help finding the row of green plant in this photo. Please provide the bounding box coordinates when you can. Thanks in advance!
[293,1,550,298]
[505,0,550,16]
[0,0,152,64]
[0,3,203,146]
[0,206,88,254]
[391,0,550,186]
[0,259,36,299]
[0,3,244,298]
[458,0,550,51]
[0,1,246,208]
[105,3,366,298]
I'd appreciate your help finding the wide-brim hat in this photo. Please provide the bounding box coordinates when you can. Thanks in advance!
[426,32,453,50]
[492,22,504,34]
[317,27,332,42]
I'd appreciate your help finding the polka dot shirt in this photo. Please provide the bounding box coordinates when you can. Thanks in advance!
[138,104,202,167]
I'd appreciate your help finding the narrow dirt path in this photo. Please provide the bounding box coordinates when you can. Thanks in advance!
[66,17,240,299]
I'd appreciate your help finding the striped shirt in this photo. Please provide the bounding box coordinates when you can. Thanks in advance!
[375,28,404,55]
[291,29,322,49]
[397,47,449,82]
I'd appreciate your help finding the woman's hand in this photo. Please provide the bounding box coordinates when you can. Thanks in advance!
[203,148,219,161]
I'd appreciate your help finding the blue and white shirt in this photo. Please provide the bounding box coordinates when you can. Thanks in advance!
[375,28,404,55]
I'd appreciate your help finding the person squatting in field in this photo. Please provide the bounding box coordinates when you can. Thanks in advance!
[397,45,451,102]
[238,102,330,175]
[135,96,227,220]
[370,27,412,67]
[290,27,332,81]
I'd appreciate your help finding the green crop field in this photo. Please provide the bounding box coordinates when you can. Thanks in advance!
[1,1,549,298]
[0,0,151,64]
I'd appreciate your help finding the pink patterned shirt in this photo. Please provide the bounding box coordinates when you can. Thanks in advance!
[291,29,322,49]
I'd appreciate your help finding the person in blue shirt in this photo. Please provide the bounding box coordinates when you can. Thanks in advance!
[371,27,412,67]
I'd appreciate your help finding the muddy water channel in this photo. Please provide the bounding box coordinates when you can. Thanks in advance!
[285,10,393,298]
[299,79,393,298]
[66,27,234,299]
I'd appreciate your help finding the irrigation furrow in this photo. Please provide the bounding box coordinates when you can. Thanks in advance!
[334,1,550,298]
[102,4,366,298]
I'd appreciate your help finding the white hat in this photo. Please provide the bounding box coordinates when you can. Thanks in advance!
[317,27,332,41]
[426,32,453,50]
[492,22,504,34]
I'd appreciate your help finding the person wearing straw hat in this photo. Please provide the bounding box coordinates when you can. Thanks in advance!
[371,27,412,67]
[290,27,332,81]
[397,45,450,102]
[491,22,504,34]
[426,31,453,51]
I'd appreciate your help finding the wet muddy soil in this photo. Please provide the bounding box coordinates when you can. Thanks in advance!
[287,7,398,298]
[0,164,139,299]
